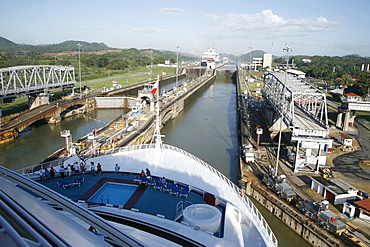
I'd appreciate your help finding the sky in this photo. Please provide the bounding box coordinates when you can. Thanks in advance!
[1,0,370,57]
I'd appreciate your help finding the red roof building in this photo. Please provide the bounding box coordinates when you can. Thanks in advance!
[344,93,361,97]
[343,93,361,103]
[354,198,370,223]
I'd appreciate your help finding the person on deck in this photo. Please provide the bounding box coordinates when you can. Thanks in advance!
[91,162,96,176]
[67,164,72,177]
[97,163,102,175]
[59,166,65,178]
[146,168,151,178]
[50,167,55,180]
[114,164,120,173]
[39,169,45,181]
[44,168,50,182]
[80,162,86,175]
[140,170,146,177]
[73,162,80,176]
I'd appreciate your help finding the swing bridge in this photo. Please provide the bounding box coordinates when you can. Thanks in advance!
[263,72,332,172]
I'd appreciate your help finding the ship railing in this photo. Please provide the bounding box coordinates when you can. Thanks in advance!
[14,158,67,175]
[162,145,278,247]
[15,143,277,246]
[103,144,278,247]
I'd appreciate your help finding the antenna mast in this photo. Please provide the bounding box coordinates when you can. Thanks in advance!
[150,77,164,148]
[271,42,274,55]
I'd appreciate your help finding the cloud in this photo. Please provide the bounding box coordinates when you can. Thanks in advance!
[131,27,171,33]
[337,15,349,20]
[80,26,113,31]
[159,8,187,15]
[205,9,341,38]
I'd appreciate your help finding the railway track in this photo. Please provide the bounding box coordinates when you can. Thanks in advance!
[243,92,312,202]
[340,232,369,247]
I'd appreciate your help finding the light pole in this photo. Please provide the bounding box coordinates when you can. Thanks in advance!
[249,46,253,70]
[283,44,293,76]
[150,49,153,79]
[275,44,293,177]
[256,126,263,151]
[77,43,82,98]
[176,46,179,88]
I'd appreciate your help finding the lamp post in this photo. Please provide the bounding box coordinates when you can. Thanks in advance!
[283,44,294,76]
[176,46,179,88]
[275,44,293,177]
[256,125,263,151]
[150,49,153,79]
[249,46,253,70]
[77,43,82,98]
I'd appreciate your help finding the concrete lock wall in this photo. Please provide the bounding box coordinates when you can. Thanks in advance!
[245,181,343,247]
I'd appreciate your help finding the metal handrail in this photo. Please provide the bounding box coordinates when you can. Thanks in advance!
[0,192,66,246]
[14,158,66,174]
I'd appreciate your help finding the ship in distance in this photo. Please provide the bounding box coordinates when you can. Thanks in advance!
[201,48,220,69]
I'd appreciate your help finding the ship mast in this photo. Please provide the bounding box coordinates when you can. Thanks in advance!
[153,102,164,149]
[150,77,164,149]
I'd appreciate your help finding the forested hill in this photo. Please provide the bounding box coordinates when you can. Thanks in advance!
[0,37,114,55]
[0,37,18,48]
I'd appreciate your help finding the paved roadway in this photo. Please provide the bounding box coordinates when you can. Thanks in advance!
[324,97,370,192]
[2,104,56,130]
[332,121,370,187]
[84,70,150,85]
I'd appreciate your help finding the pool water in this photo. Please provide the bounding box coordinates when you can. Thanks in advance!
[89,182,138,205]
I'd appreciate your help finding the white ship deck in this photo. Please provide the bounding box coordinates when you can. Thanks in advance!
[76,144,277,246]
[0,144,277,246]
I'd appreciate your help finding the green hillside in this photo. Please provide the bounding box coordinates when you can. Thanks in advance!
[0,37,114,55]
[0,36,18,48]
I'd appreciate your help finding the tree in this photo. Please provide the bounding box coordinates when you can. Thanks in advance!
[340,74,353,87]
[97,56,109,68]
[354,71,370,99]
[332,78,342,88]
[299,65,310,73]
[60,60,71,66]
[311,67,322,78]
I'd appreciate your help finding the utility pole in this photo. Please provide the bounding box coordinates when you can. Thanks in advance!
[176,46,179,88]
[249,46,253,70]
[77,43,82,99]
[150,49,153,79]
[275,44,293,177]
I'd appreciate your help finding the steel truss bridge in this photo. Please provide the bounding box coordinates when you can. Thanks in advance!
[263,72,331,172]
[0,65,76,98]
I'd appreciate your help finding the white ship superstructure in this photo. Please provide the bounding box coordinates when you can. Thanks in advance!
[201,48,220,69]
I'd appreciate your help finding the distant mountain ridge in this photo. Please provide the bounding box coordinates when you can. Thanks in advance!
[0,37,114,55]
[0,37,18,48]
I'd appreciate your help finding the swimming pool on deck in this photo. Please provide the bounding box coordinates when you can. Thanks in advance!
[88,182,139,205]
[47,175,218,221]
